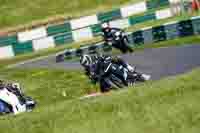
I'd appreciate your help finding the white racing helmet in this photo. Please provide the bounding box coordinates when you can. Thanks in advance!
[101,22,109,29]
[12,82,20,89]
[80,55,92,66]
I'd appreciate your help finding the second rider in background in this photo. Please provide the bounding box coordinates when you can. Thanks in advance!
[101,22,133,54]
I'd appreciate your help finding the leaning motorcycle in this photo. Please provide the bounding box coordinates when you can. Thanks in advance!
[0,87,36,115]
[98,62,150,92]
[107,30,133,53]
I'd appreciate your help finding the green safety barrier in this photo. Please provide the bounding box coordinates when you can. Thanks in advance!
[91,24,102,36]
[147,0,169,9]
[132,30,144,45]
[0,35,18,47]
[178,20,194,37]
[54,32,74,46]
[129,13,156,25]
[164,22,179,40]
[152,25,167,42]
[47,22,71,36]
[13,41,33,55]
[97,9,122,22]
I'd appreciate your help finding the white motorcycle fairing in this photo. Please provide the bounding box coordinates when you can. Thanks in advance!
[0,88,26,115]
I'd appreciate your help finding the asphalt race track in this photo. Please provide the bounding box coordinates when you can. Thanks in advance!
[10,45,200,80]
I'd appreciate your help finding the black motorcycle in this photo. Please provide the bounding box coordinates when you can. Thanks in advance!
[98,62,150,92]
[106,30,133,53]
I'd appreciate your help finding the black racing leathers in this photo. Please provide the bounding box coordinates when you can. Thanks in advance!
[82,56,129,92]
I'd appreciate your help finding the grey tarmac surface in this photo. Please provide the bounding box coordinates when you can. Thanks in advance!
[10,45,200,80]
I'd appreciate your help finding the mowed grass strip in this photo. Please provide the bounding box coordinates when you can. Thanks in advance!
[0,68,98,105]
[0,67,200,133]
[0,0,139,29]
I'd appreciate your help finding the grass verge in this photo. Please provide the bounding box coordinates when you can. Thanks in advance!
[0,0,140,30]
[0,66,199,133]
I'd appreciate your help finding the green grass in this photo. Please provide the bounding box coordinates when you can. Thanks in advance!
[0,69,99,105]
[0,1,199,132]
[0,0,140,30]
[0,67,200,133]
